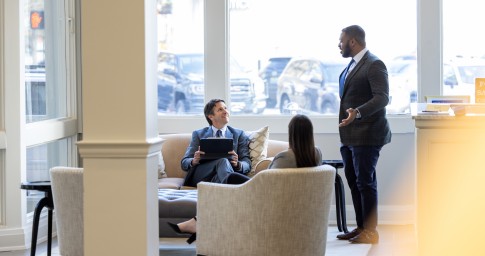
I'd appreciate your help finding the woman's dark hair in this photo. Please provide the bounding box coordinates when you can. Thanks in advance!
[204,99,225,125]
[288,114,318,167]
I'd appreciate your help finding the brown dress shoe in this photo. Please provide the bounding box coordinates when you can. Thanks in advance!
[349,229,379,244]
[336,227,363,240]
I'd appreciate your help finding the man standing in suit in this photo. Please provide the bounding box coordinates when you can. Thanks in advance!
[335,25,392,244]
[181,99,251,187]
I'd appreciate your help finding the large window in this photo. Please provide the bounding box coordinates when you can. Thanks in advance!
[25,0,69,123]
[25,138,72,213]
[230,0,416,115]
[443,0,485,103]
[22,0,78,215]
[156,0,205,114]
[157,0,417,116]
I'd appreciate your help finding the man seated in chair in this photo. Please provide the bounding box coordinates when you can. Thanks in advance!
[181,98,251,187]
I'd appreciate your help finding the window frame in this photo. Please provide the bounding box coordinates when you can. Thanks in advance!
[0,0,5,227]
[2,0,79,221]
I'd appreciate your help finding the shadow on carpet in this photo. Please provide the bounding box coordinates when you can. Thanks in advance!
[159,226,371,256]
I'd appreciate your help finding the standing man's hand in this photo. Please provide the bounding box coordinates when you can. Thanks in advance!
[339,108,359,127]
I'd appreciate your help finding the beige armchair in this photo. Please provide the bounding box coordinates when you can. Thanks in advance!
[196,165,336,256]
[50,167,84,256]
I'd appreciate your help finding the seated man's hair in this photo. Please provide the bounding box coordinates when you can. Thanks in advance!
[204,99,225,125]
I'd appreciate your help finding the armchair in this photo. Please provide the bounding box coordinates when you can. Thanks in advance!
[196,165,336,256]
[49,167,84,256]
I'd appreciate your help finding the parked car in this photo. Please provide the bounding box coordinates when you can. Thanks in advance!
[276,57,345,114]
[157,78,174,112]
[258,57,291,108]
[25,64,46,116]
[443,58,485,102]
[387,59,417,114]
[386,57,485,114]
[158,51,267,114]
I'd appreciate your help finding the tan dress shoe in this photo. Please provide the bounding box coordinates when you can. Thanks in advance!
[349,229,379,244]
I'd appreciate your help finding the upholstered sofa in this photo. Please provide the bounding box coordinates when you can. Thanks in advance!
[157,127,289,189]
[157,128,289,237]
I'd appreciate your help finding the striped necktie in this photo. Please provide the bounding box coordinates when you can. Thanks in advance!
[216,129,222,137]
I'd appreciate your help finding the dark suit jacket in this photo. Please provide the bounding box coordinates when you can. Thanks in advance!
[181,126,251,174]
[339,51,392,146]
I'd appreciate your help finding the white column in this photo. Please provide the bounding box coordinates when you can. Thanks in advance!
[204,0,230,102]
[417,0,442,101]
[78,0,161,255]
[2,0,29,250]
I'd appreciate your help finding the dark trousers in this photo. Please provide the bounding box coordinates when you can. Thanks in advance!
[222,172,250,184]
[340,145,382,231]
[185,158,235,187]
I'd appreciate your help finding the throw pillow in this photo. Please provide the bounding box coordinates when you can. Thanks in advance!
[158,151,167,178]
[245,126,269,176]
[158,139,167,179]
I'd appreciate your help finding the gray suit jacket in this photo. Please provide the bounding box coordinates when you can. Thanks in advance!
[339,51,392,146]
[181,126,251,174]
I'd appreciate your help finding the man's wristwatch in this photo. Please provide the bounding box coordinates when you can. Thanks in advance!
[355,108,361,119]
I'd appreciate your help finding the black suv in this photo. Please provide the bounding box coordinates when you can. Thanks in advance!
[258,57,291,108]
[277,57,345,114]
[158,51,267,114]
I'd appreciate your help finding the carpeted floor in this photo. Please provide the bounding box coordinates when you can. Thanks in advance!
[158,226,371,256]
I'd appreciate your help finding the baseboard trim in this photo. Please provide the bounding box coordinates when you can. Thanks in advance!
[328,204,415,226]
[0,213,57,252]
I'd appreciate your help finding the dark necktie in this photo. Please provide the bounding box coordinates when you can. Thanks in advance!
[339,59,355,97]
[216,129,222,137]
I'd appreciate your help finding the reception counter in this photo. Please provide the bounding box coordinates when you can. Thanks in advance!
[414,111,485,255]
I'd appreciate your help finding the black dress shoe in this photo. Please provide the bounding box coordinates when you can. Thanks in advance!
[336,227,363,240]
[167,218,197,244]
[349,229,379,244]
[167,222,184,234]
[186,233,197,244]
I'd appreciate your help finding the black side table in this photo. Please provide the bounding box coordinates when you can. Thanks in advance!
[20,181,53,256]
[322,160,349,233]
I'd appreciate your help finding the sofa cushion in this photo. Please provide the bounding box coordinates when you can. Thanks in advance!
[246,126,269,176]
[159,134,191,179]
[158,177,185,189]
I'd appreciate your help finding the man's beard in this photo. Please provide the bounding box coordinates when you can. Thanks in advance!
[342,44,351,58]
